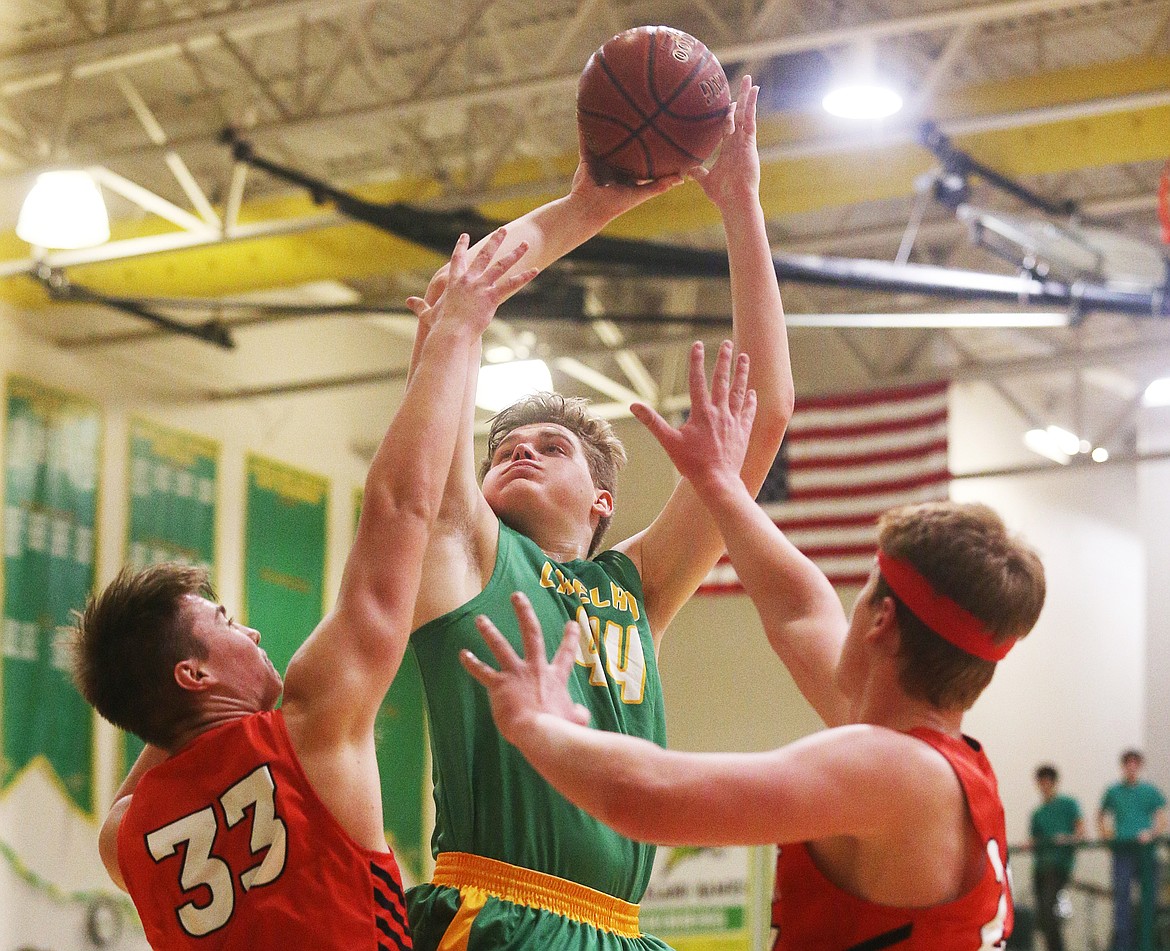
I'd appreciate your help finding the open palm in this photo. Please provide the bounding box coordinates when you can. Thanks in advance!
[691,75,760,210]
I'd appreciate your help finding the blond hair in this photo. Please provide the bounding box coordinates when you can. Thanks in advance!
[481,393,627,556]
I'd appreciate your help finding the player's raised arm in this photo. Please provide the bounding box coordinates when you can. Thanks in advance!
[614,77,794,642]
[282,230,538,739]
[405,149,685,631]
[631,341,848,726]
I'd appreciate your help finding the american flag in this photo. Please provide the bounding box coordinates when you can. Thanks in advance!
[699,380,951,593]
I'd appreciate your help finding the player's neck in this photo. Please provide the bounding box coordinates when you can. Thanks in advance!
[510,514,593,562]
[851,677,964,739]
[538,537,591,562]
[167,701,263,753]
[495,494,599,562]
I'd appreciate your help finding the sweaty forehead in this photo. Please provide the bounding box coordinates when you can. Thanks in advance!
[180,593,221,625]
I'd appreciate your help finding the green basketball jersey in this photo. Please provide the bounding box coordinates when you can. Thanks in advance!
[411,520,666,902]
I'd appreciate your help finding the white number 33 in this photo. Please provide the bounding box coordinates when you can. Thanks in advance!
[145,764,288,937]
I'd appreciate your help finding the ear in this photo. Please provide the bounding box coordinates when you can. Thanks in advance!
[591,489,614,521]
[174,658,214,693]
[865,595,901,657]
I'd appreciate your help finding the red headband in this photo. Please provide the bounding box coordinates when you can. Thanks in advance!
[875,550,1014,662]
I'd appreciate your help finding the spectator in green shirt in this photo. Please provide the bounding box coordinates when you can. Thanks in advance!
[1097,749,1168,950]
[1030,764,1084,951]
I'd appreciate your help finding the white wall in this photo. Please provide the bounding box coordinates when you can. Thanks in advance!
[1139,402,1170,801]
[950,380,1147,845]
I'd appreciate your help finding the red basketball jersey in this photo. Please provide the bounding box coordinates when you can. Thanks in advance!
[771,728,1012,950]
[118,710,411,950]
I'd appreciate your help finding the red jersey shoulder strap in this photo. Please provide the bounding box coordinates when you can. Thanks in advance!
[906,727,1005,845]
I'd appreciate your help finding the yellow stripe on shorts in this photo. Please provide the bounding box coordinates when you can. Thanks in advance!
[431,851,642,939]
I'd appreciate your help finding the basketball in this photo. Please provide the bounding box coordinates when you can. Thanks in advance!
[577,26,732,182]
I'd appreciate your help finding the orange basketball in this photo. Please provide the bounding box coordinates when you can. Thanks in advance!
[577,26,732,182]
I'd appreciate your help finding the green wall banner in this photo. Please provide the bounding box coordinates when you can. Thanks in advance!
[356,489,428,883]
[243,455,328,675]
[2,377,101,815]
[126,417,218,574]
[122,418,219,775]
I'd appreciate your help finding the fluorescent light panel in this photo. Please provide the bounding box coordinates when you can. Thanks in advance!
[786,312,1068,328]
[1024,429,1071,465]
[1024,425,1110,465]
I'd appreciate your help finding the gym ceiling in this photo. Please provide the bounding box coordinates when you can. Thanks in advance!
[0,0,1168,465]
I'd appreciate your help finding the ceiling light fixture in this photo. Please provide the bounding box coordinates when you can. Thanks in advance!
[821,41,903,120]
[476,359,552,413]
[1143,377,1170,407]
[16,170,111,249]
[822,83,903,120]
[1024,425,1109,465]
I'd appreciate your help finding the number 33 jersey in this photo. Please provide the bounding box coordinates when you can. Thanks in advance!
[118,710,412,950]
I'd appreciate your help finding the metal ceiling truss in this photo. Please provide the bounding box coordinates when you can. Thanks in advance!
[2,0,1168,466]
[3,0,1164,170]
[41,134,1165,325]
[1,67,1165,284]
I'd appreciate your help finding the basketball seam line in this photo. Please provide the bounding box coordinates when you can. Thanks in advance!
[580,107,710,168]
[648,28,712,110]
[592,37,718,174]
[642,30,717,170]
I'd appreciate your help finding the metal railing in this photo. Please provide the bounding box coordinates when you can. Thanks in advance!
[1009,838,1169,950]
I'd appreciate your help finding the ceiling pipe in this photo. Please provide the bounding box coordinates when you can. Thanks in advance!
[35,267,235,348]
[227,135,1170,320]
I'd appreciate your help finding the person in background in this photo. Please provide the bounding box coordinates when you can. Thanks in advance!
[1029,764,1084,951]
[1098,749,1167,951]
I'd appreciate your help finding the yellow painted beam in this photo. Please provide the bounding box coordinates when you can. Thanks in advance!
[2,53,1167,304]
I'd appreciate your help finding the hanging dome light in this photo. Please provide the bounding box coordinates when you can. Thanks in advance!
[821,83,903,120]
[821,39,904,121]
[16,170,111,249]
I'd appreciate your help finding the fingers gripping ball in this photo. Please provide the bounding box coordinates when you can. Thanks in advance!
[577,26,732,182]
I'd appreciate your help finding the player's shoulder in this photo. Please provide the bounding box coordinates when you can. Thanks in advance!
[791,726,965,838]
[800,724,954,785]
[862,726,970,799]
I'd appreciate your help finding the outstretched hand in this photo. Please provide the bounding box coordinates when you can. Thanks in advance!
[460,592,592,747]
[406,227,538,331]
[690,74,760,211]
[631,340,756,495]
